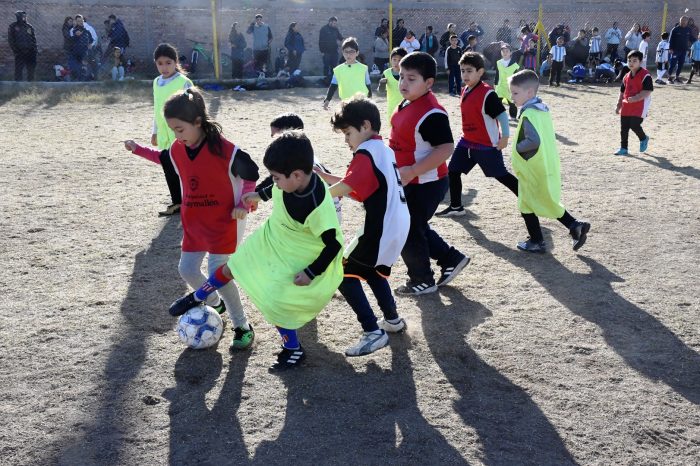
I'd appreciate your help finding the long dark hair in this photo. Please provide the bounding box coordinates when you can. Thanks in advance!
[153,43,186,75]
[164,88,224,157]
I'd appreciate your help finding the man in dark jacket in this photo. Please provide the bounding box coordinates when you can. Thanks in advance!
[668,16,692,83]
[70,15,93,81]
[319,16,343,79]
[107,14,130,53]
[8,11,37,81]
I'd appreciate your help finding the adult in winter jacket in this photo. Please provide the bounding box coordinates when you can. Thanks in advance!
[319,16,343,78]
[8,11,37,81]
[229,22,246,79]
[284,22,305,71]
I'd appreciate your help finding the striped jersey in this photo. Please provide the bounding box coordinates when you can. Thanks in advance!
[589,36,602,53]
[342,137,410,272]
[551,45,566,62]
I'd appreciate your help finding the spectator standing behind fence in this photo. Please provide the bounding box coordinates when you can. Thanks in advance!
[460,22,484,50]
[668,16,692,84]
[688,32,700,84]
[375,18,389,38]
[107,14,130,53]
[550,37,566,86]
[497,19,513,45]
[247,14,272,72]
[284,22,305,71]
[623,23,642,57]
[8,11,37,81]
[229,22,246,79]
[61,17,73,63]
[319,17,344,80]
[440,23,458,52]
[655,31,670,84]
[71,16,99,79]
[445,35,463,96]
[420,26,438,57]
[69,15,93,81]
[373,28,390,70]
[605,22,623,60]
[639,31,651,69]
[400,31,420,53]
[392,19,407,48]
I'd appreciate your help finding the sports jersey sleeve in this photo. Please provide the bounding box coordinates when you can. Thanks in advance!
[341,150,380,202]
[131,143,166,165]
[231,149,260,181]
[304,229,342,279]
[257,183,274,202]
[484,91,506,119]
[256,175,274,193]
[515,117,540,160]
[642,74,653,91]
[418,112,454,147]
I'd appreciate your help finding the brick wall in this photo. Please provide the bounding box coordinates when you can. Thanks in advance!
[1,0,697,80]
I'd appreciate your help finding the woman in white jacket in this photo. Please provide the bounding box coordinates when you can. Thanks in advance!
[400,30,420,53]
[624,23,643,56]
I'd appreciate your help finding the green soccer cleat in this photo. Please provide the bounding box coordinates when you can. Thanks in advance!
[230,325,255,351]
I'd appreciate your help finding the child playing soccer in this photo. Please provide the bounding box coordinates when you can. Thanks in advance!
[550,36,567,86]
[169,131,344,369]
[125,87,257,350]
[688,33,700,84]
[436,51,518,218]
[378,47,408,122]
[494,44,520,118]
[614,50,653,156]
[316,97,410,356]
[151,43,193,216]
[390,52,470,294]
[655,32,670,84]
[323,37,372,109]
[508,69,591,253]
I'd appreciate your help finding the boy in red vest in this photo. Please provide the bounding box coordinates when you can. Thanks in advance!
[390,52,470,295]
[614,50,653,156]
[436,51,518,218]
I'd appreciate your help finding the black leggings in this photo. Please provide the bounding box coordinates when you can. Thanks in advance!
[448,171,518,207]
[522,211,576,243]
[550,61,564,84]
[620,116,646,149]
[159,150,182,205]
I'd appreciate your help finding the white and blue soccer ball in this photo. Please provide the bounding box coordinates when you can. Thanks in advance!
[176,305,224,349]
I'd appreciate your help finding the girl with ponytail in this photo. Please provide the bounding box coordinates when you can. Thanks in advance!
[124,86,260,350]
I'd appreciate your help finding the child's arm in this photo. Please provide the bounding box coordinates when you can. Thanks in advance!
[231,149,260,218]
[515,117,540,160]
[124,140,165,164]
[495,112,510,149]
[295,228,342,286]
[323,73,338,109]
[365,69,373,98]
[328,181,353,199]
[314,167,342,186]
[484,91,510,149]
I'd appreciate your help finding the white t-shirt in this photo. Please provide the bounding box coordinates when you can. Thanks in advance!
[639,40,649,67]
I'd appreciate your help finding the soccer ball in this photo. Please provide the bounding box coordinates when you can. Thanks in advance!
[176,305,224,349]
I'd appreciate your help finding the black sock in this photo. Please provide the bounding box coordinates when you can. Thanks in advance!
[448,171,463,208]
[522,213,543,242]
[557,210,576,230]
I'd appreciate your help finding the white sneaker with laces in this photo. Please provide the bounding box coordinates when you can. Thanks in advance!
[378,317,406,333]
[345,330,389,357]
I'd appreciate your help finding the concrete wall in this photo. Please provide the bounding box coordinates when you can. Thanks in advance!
[1,0,698,80]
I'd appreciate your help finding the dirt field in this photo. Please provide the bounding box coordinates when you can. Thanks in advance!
[1,79,699,465]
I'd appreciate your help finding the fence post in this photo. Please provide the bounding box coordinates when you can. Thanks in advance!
[661,1,668,33]
[211,0,221,79]
[389,1,393,51]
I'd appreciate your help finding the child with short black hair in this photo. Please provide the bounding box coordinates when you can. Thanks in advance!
[588,27,602,73]
[508,70,591,252]
[614,50,653,155]
[323,37,372,109]
[437,51,518,218]
[390,52,470,294]
[317,97,410,356]
[639,31,651,68]
[494,44,520,118]
[550,36,567,86]
[655,32,670,84]
[379,47,408,121]
[170,130,344,370]
[445,35,463,96]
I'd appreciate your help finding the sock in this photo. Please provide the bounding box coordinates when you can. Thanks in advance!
[277,327,299,349]
[194,266,231,301]
[557,210,576,230]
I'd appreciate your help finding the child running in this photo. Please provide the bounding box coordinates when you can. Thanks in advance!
[614,50,653,156]
[125,87,258,350]
[494,44,520,119]
[258,112,342,220]
[150,43,193,216]
[390,52,470,294]
[508,69,591,253]
[436,51,518,218]
[378,47,408,123]
[323,37,372,109]
[316,96,410,356]
[170,131,344,370]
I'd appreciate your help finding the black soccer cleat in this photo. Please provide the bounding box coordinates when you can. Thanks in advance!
[169,292,200,317]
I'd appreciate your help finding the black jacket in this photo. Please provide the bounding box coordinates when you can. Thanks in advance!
[319,24,342,54]
[8,19,37,54]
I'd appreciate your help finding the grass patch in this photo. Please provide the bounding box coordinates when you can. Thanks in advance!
[0,81,152,107]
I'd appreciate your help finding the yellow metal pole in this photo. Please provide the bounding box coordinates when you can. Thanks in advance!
[211,0,220,79]
[661,1,668,33]
[537,2,543,69]
[389,1,393,50]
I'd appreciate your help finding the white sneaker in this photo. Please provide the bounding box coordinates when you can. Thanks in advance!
[345,330,389,357]
[378,317,406,333]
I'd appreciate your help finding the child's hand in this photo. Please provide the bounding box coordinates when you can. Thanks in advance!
[231,207,248,220]
[241,192,260,210]
[398,165,417,186]
[124,140,137,152]
[150,134,158,146]
[497,136,509,150]
[615,104,621,115]
[293,271,312,286]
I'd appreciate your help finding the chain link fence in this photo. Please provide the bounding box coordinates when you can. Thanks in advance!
[2,1,697,82]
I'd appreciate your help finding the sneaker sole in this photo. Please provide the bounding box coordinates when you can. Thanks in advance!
[395,284,438,296]
[573,223,591,251]
[516,243,546,253]
[345,335,389,357]
[437,256,471,287]
[436,210,467,218]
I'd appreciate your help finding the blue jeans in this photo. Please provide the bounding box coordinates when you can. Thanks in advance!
[448,63,461,94]
[339,271,398,332]
[401,178,461,284]
[669,51,687,78]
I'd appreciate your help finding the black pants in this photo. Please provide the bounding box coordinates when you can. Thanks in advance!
[620,116,646,149]
[448,170,518,207]
[522,210,576,243]
[322,51,339,78]
[606,43,619,60]
[253,49,269,71]
[159,150,182,205]
[287,51,302,71]
[231,58,243,79]
[14,51,36,81]
[338,269,398,333]
[550,61,564,84]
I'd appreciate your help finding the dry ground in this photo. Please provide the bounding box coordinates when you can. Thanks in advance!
[0,80,699,465]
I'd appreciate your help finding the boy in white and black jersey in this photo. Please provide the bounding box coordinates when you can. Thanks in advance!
[317,97,410,357]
